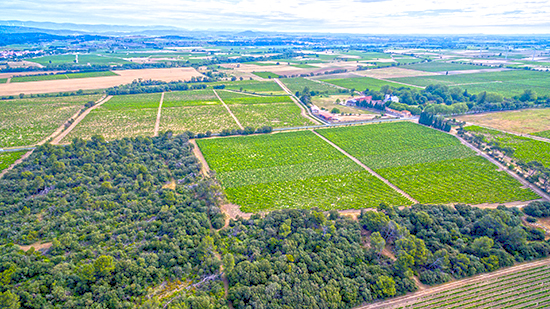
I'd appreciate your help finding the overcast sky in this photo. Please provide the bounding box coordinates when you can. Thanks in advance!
[2,0,550,34]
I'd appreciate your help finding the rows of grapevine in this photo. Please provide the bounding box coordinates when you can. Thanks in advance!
[465,125,550,168]
[395,264,550,309]
[217,90,292,104]
[196,131,410,212]
[162,89,220,107]
[281,77,342,95]
[316,122,538,204]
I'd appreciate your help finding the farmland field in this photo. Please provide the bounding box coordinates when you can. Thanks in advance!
[532,130,550,139]
[214,80,286,95]
[10,71,118,83]
[216,90,292,104]
[30,54,130,66]
[362,260,550,309]
[252,71,280,79]
[281,77,343,95]
[196,131,410,212]
[62,93,161,142]
[464,125,550,168]
[163,89,220,107]
[317,122,538,204]
[230,103,314,128]
[320,76,418,91]
[402,61,488,72]
[0,151,26,171]
[390,70,550,96]
[0,79,6,84]
[455,108,550,134]
[160,105,238,134]
[0,95,101,148]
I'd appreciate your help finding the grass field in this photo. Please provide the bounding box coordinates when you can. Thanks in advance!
[163,89,220,107]
[455,108,550,134]
[0,151,26,171]
[197,131,410,211]
[464,125,550,168]
[214,80,286,95]
[317,122,538,204]
[281,77,343,95]
[11,71,118,83]
[252,72,280,79]
[230,103,314,128]
[532,130,550,139]
[365,262,550,309]
[62,93,161,142]
[0,79,6,84]
[321,76,418,91]
[402,62,488,72]
[390,70,550,97]
[217,90,292,104]
[30,54,130,66]
[0,95,100,148]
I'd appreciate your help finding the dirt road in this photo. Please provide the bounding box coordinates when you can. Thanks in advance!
[355,257,550,309]
[0,150,33,179]
[274,78,324,125]
[51,96,113,144]
[154,92,165,136]
[311,130,419,204]
[213,89,244,130]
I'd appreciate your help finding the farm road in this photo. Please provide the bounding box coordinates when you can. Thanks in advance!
[453,134,550,201]
[311,130,419,204]
[213,89,244,130]
[154,92,164,137]
[274,78,325,125]
[354,257,550,309]
[51,95,113,145]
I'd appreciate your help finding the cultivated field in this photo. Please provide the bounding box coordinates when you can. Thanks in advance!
[216,90,292,104]
[465,125,550,168]
[0,68,202,96]
[214,80,286,95]
[196,131,411,212]
[11,71,118,83]
[455,108,550,134]
[0,95,101,148]
[281,77,343,95]
[390,70,550,96]
[402,61,490,72]
[252,71,280,79]
[360,258,550,309]
[317,122,538,204]
[0,151,26,171]
[162,89,220,107]
[160,105,239,134]
[320,76,418,91]
[61,93,161,142]
[230,103,314,128]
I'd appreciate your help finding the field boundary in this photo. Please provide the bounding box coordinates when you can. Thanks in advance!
[350,72,426,89]
[51,95,113,144]
[311,129,419,204]
[213,89,244,130]
[154,92,164,137]
[355,257,550,309]
[274,78,324,125]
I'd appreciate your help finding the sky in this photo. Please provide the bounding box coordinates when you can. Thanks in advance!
[2,0,550,34]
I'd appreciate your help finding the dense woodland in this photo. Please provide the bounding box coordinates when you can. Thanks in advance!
[0,132,548,308]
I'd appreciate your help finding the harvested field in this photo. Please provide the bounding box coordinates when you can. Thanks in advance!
[354,67,437,79]
[0,68,203,96]
[0,95,101,148]
[456,108,550,134]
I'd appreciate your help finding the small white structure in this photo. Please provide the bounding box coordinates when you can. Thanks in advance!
[311,105,320,114]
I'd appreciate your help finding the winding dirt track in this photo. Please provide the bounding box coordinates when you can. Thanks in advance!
[51,96,113,144]
[213,89,244,130]
[355,257,550,309]
[154,92,165,137]
[311,130,419,204]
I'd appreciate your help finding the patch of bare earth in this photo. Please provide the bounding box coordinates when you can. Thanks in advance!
[18,242,52,252]
[0,68,203,96]
[355,67,437,79]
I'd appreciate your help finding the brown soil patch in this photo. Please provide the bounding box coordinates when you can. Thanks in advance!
[0,68,203,96]
[162,179,176,190]
[18,241,52,252]
[455,108,550,134]
[189,139,210,176]
[470,199,542,209]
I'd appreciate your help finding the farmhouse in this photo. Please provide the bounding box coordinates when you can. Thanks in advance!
[318,110,339,121]
[311,105,320,113]
[385,107,412,118]
[346,95,372,106]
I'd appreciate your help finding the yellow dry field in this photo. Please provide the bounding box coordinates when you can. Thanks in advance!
[0,68,203,96]
[455,108,550,134]
[223,61,367,79]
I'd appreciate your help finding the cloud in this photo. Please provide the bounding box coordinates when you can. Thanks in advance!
[0,0,549,34]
